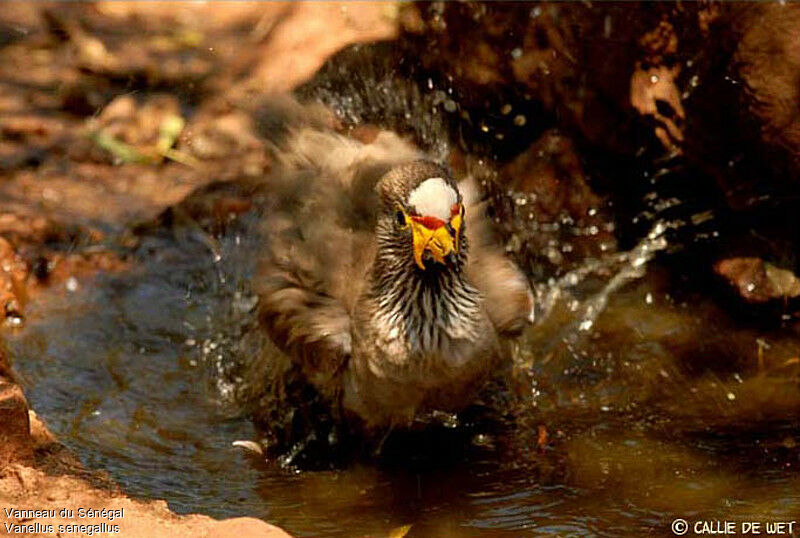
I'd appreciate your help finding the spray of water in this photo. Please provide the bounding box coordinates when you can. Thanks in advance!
[535,219,675,335]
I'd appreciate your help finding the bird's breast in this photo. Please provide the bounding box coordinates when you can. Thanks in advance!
[343,308,498,427]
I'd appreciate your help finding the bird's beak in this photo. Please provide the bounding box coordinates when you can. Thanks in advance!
[409,208,462,270]
[411,221,454,269]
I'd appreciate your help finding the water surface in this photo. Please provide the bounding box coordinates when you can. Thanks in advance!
[8,209,800,537]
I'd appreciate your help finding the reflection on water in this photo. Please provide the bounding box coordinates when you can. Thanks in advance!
[7,199,800,536]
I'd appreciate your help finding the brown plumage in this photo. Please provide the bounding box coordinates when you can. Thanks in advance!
[254,107,533,431]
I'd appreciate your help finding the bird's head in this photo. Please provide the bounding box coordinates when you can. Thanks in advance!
[377,161,465,271]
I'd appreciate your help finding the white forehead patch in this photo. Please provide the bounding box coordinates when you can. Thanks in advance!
[408,177,458,219]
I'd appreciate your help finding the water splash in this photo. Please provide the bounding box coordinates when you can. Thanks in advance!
[298,43,452,162]
[534,219,675,335]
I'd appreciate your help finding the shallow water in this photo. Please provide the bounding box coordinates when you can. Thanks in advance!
[7,206,800,537]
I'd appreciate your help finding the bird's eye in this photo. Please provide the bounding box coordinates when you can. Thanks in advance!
[395,210,406,227]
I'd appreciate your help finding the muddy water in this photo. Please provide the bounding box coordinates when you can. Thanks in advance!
[6,204,800,537]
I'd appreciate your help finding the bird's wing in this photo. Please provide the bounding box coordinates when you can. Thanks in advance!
[461,177,535,335]
[254,119,421,389]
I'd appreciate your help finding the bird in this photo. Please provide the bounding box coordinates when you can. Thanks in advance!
[252,99,534,435]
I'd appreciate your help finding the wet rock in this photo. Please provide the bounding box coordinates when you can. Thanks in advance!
[393,2,800,295]
[628,26,688,154]
[732,4,800,186]
[682,4,800,218]
[638,19,679,65]
[502,131,600,220]
[397,2,710,159]
[0,381,33,467]
[630,64,684,152]
[714,257,800,304]
[489,130,616,274]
